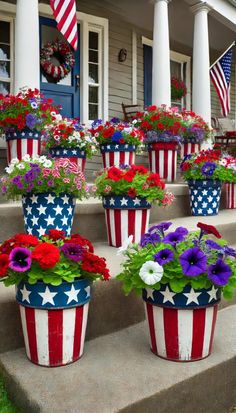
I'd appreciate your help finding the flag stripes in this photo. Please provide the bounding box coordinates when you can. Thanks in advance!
[145,303,218,361]
[102,151,135,168]
[148,149,177,182]
[7,139,41,165]
[226,183,236,209]
[20,303,89,366]
[105,208,150,247]
[180,143,201,159]
[50,0,78,50]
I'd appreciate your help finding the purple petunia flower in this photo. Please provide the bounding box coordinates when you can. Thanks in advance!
[61,243,84,262]
[12,176,21,185]
[47,180,54,187]
[37,180,43,185]
[1,186,7,193]
[224,246,236,258]
[163,231,185,246]
[26,113,38,129]
[205,240,223,251]
[149,222,172,236]
[175,227,189,236]
[208,259,232,286]
[140,232,161,247]
[179,247,207,277]
[201,162,217,177]
[9,247,32,272]
[112,131,123,142]
[110,117,120,124]
[154,249,174,266]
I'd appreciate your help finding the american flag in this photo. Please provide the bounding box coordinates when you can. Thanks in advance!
[210,45,234,117]
[50,0,78,50]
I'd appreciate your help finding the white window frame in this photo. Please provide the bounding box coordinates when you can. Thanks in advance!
[142,36,191,110]
[0,14,14,94]
[87,25,103,122]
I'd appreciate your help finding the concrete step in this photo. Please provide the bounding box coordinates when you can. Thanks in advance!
[0,183,228,242]
[1,305,236,413]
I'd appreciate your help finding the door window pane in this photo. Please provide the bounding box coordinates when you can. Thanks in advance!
[0,45,10,60]
[89,104,98,120]
[0,20,11,93]
[89,50,98,63]
[0,61,10,78]
[0,81,10,95]
[0,21,10,43]
[89,64,98,84]
[89,86,98,103]
[89,32,98,50]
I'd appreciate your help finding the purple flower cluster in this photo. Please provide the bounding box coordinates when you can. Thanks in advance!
[61,243,84,262]
[26,113,38,129]
[201,162,217,177]
[144,130,181,143]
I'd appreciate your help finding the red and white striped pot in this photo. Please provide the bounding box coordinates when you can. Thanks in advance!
[16,279,92,367]
[6,130,41,165]
[103,195,151,247]
[225,183,236,209]
[143,284,220,362]
[180,141,201,159]
[100,143,136,168]
[49,147,86,172]
[147,142,178,182]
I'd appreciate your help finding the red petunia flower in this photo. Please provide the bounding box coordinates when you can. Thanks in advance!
[81,252,110,280]
[197,222,222,239]
[107,167,124,182]
[14,234,39,247]
[32,243,60,269]
[0,254,9,278]
[47,229,65,241]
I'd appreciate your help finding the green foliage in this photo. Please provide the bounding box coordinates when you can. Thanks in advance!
[0,377,24,413]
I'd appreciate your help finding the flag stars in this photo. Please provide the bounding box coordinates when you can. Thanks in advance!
[38,286,58,306]
[183,288,202,305]
[20,285,32,303]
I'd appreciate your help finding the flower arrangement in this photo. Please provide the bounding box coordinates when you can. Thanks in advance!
[117,222,236,299]
[0,229,110,286]
[180,149,236,182]
[135,105,182,143]
[1,155,89,200]
[0,88,59,133]
[220,155,236,182]
[90,118,144,147]
[171,77,187,101]
[180,110,212,143]
[43,116,98,157]
[93,164,175,205]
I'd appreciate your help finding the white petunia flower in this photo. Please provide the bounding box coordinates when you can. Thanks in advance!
[43,159,52,168]
[10,158,19,165]
[16,163,25,170]
[117,235,133,255]
[139,261,163,285]
[22,154,31,162]
[5,166,14,174]
[37,155,47,163]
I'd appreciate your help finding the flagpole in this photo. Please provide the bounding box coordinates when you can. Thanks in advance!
[210,41,236,69]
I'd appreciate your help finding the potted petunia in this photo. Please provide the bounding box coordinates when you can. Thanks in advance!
[180,149,233,216]
[179,110,212,159]
[136,106,182,182]
[93,164,175,247]
[90,118,144,168]
[0,88,59,164]
[117,221,236,362]
[43,116,98,172]
[1,155,88,237]
[0,229,110,367]
[171,77,187,101]
[221,155,236,209]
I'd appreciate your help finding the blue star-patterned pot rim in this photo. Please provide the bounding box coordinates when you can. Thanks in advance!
[142,284,221,309]
[188,179,222,188]
[16,279,92,309]
[49,147,86,158]
[100,143,136,153]
[5,130,41,140]
[102,195,151,210]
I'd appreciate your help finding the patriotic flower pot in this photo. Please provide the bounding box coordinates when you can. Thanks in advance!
[103,195,151,247]
[22,192,75,237]
[143,284,220,362]
[180,141,201,159]
[225,183,236,209]
[49,147,86,172]
[100,144,136,168]
[16,279,92,367]
[188,180,222,216]
[147,142,178,182]
[5,130,41,165]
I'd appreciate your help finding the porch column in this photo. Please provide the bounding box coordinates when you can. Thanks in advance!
[192,3,211,127]
[152,0,171,107]
[14,0,40,92]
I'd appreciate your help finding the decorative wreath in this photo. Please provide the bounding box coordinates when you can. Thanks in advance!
[40,40,75,83]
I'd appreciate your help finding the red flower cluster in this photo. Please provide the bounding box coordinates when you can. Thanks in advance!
[0,254,9,278]
[81,251,110,281]
[106,165,165,189]
[171,77,187,100]
[136,106,183,136]
[90,120,143,146]
[32,243,60,269]
[197,222,222,239]
[193,150,221,165]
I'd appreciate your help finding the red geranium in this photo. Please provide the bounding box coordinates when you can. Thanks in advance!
[32,243,60,269]
[197,222,222,239]
[81,251,110,280]
[0,254,9,278]
[47,229,65,241]
[14,234,39,247]
[107,166,124,181]
[128,188,137,198]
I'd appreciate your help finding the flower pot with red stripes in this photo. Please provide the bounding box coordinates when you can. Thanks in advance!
[225,182,236,209]
[103,195,151,247]
[180,140,201,159]
[49,147,86,172]
[100,144,136,168]
[16,278,92,367]
[22,192,75,237]
[5,130,41,165]
[147,142,178,182]
[143,283,220,362]
[188,179,222,216]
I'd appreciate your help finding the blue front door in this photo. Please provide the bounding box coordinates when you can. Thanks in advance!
[39,17,80,119]
[144,45,153,107]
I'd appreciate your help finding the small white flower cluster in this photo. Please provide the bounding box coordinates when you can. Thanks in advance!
[5,155,53,174]
[139,261,163,285]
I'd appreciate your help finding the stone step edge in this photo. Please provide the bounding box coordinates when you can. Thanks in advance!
[0,305,236,413]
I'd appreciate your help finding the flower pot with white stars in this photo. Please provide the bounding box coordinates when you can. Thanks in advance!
[49,147,86,173]
[187,180,222,216]
[100,143,136,168]
[102,195,151,247]
[5,129,41,165]
[22,192,75,237]
[143,283,221,362]
[16,278,92,367]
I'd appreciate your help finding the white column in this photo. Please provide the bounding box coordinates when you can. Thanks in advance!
[192,3,211,125]
[14,0,40,92]
[152,0,171,107]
